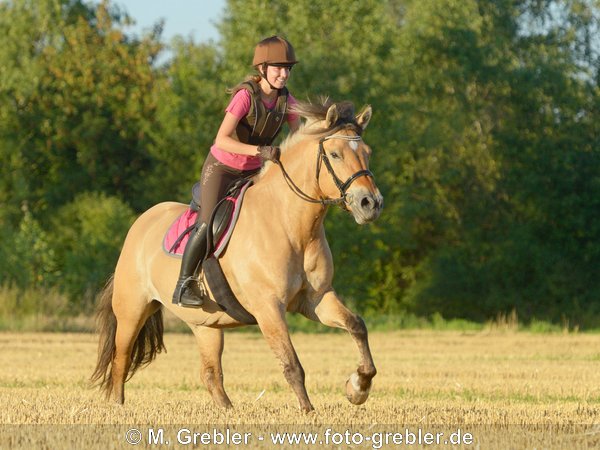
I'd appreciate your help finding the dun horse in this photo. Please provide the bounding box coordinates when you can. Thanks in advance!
[91,99,384,412]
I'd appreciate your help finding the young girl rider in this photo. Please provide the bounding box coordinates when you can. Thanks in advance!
[173,36,301,307]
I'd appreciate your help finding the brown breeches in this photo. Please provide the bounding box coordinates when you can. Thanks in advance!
[198,152,260,224]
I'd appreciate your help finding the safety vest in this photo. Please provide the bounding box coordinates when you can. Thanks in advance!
[234,80,289,146]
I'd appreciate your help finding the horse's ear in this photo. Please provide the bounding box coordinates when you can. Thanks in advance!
[356,105,372,131]
[325,104,339,128]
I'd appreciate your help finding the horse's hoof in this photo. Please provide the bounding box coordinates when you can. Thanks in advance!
[110,394,125,405]
[345,372,370,405]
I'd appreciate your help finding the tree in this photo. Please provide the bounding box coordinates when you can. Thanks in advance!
[0,0,162,219]
[145,38,225,203]
[404,0,600,325]
[1,0,598,325]
[49,192,135,308]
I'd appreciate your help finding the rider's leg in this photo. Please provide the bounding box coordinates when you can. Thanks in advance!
[172,153,248,307]
[172,221,208,307]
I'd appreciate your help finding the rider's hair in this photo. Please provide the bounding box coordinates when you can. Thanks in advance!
[226,74,262,96]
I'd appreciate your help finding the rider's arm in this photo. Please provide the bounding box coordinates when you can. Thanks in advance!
[214,112,261,156]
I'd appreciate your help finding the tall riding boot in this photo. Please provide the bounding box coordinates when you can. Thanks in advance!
[172,222,208,307]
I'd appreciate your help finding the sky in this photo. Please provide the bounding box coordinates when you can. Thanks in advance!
[113,0,226,43]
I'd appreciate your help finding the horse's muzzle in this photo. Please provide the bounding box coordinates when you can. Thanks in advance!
[348,189,384,224]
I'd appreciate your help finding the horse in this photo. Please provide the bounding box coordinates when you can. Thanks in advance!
[91,99,384,413]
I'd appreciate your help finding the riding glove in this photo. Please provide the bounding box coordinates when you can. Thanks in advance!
[257,145,281,162]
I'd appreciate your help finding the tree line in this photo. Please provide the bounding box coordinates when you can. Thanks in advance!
[1,0,599,327]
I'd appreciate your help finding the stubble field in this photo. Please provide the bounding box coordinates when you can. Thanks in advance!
[1,327,599,449]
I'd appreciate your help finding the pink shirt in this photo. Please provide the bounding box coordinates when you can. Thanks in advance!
[210,89,298,170]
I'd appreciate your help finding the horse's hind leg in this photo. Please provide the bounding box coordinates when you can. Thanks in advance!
[190,326,232,408]
[110,283,160,404]
[111,319,143,404]
[300,290,376,405]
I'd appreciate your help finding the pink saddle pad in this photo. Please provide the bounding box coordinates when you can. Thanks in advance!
[163,181,252,258]
[163,208,198,256]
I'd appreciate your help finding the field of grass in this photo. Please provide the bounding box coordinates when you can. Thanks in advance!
[1,328,599,449]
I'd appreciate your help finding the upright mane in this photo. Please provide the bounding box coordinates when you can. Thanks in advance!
[280,98,362,151]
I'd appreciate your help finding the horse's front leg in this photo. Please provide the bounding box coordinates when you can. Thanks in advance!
[255,306,314,413]
[301,290,376,405]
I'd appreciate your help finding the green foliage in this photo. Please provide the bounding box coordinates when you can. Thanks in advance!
[48,192,135,308]
[0,0,598,328]
[146,39,225,202]
[0,204,59,289]
[0,0,161,218]
[401,0,600,327]
[0,285,79,331]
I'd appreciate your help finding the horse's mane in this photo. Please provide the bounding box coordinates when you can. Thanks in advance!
[254,97,362,180]
[280,97,362,151]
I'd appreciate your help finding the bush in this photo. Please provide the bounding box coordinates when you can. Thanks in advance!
[0,284,95,331]
[0,205,59,289]
[48,192,135,311]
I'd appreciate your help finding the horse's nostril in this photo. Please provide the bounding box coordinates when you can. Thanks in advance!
[361,196,373,210]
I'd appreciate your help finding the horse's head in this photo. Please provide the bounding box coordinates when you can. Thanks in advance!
[276,99,383,224]
[313,102,384,224]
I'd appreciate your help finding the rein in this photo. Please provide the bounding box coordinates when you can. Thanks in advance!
[273,132,374,208]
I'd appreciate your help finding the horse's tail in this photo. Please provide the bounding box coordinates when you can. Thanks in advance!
[90,275,118,395]
[90,274,166,398]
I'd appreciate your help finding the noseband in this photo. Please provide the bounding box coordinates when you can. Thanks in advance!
[274,132,374,208]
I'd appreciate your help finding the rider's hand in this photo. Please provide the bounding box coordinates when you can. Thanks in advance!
[257,145,281,162]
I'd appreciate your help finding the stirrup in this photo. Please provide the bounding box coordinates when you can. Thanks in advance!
[173,276,204,308]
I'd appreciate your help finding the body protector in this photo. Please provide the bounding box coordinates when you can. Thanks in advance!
[234,79,289,146]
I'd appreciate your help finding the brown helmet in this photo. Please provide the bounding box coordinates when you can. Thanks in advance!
[252,36,298,67]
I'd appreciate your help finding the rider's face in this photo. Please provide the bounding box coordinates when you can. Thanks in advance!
[265,65,292,89]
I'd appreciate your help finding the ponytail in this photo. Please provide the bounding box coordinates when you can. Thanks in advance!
[227,74,262,97]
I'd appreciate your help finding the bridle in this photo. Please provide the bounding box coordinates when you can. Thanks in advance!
[273,130,374,208]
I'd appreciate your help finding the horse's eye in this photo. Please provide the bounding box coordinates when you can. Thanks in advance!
[331,152,340,159]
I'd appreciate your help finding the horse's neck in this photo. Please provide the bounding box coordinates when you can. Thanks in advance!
[253,138,327,243]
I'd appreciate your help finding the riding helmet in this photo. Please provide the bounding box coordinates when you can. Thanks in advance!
[252,36,298,67]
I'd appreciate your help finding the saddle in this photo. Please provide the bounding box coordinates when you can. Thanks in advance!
[192,178,251,258]
[164,179,251,257]
[163,179,257,324]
